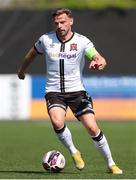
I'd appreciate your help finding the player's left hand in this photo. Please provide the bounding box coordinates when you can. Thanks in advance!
[89,61,105,70]
[89,54,107,70]
[89,63,103,70]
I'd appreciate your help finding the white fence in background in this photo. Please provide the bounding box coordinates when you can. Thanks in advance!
[0,74,31,120]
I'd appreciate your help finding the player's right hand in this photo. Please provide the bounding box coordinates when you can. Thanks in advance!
[17,70,25,80]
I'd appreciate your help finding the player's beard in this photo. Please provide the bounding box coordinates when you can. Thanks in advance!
[57,28,69,38]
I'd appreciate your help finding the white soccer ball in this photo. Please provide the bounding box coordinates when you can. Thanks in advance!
[42,150,66,173]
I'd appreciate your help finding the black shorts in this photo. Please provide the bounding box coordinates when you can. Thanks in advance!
[45,91,94,120]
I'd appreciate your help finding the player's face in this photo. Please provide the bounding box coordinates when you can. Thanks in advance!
[53,13,73,38]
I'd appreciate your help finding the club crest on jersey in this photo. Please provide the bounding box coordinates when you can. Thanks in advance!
[70,43,77,51]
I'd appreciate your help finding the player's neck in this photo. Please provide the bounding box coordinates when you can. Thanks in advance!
[58,31,73,43]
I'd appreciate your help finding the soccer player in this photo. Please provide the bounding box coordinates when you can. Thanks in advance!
[18,8,122,174]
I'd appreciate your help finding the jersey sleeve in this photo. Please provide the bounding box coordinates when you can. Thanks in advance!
[83,36,98,60]
[34,35,45,54]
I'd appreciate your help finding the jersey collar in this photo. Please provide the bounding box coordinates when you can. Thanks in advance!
[56,31,75,44]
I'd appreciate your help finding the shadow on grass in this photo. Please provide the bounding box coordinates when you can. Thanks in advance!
[0,170,78,175]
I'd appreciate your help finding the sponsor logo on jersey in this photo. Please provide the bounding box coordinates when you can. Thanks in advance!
[48,52,76,59]
[70,43,77,51]
[59,53,76,59]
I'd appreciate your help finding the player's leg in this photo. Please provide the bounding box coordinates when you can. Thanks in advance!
[70,91,122,174]
[48,106,78,154]
[48,107,84,170]
[45,92,83,170]
[78,110,122,174]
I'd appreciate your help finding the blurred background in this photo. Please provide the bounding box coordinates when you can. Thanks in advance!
[0,0,136,121]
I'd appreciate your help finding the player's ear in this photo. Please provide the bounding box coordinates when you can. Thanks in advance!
[70,18,73,26]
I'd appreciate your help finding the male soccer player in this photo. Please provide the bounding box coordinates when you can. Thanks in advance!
[18,8,122,174]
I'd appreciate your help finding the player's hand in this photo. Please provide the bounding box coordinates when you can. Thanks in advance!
[90,63,103,70]
[89,56,106,70]
[89,61,104,70]
[17,70,25,80]
[89,53,107,70]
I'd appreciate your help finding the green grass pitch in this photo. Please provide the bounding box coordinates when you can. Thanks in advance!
[0,120,136,179]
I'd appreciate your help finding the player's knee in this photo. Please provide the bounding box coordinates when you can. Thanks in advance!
[88,126,100,137]
[50,114,63,127]
[52,119,64,130]
[50,115,64,130]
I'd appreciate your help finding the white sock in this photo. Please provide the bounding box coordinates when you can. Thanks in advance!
[92,131,115,168]
[56,125,78,154]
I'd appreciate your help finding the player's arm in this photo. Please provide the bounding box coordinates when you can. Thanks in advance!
[86,48,107,70]
[18,47,38,79]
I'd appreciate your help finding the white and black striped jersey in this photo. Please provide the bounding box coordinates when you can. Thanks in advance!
[34,31,96,93]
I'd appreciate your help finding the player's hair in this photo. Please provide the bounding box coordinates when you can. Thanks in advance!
[52,8,73,18]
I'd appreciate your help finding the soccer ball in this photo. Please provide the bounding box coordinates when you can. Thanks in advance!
[42,150,66,173]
